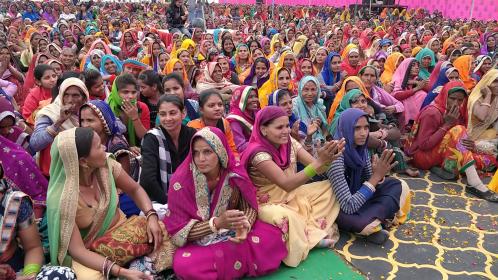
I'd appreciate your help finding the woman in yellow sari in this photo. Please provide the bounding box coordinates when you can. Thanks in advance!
[258,67,293,108]
[380,52,405,85]
[242,106,343,267]
[47,127,174,279]
[467,69,498,170]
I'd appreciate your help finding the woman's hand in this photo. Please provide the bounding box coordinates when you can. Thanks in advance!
[214,210,246,230]
[146,215,163,251]
[122,269,153,280]
[129,146,141,157]
[371,149,398,182]
[443,105,460,126]
[307,119,320,136]
[316,138,346,166]
[461,138,476,152]
[229,218,250,243]
[121,100,139,120]
[57,104,73,123]
[481,86,492,100]
[384,82,394,93]
[290,121,300,140]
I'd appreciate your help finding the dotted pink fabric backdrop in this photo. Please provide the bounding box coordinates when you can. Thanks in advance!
[222,0,498,20]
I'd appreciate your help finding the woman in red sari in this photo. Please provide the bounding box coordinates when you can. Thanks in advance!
[405,81,497,202]
[119,29,140,59]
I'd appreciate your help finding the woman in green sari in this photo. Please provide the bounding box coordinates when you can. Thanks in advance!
[47,127,174,280]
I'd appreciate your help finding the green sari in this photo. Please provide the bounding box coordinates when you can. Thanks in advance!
[47,128,117,266]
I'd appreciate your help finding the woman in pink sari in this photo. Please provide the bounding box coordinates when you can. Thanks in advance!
[391,57,428,129]
[164,127,286,280]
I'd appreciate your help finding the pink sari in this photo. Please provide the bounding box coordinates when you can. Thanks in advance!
[392,58,427,126]
[164,127,286,280]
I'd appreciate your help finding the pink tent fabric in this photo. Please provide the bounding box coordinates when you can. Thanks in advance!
[222,0,497,21]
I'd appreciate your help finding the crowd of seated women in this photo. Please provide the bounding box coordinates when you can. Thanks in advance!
[2,1,498,279]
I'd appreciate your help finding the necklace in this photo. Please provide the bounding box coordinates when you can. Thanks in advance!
[79,193,96,209]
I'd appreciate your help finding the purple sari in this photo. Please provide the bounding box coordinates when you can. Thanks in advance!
[164,127,286,279]
[0,135,47,209]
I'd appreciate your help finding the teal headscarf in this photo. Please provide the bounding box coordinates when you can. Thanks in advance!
[292,76,328,141]
[100,54,123,76]
[415,47,436,80]
[329,89,364,135]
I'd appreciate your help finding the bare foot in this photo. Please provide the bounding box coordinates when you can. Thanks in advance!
[403,167,420,177]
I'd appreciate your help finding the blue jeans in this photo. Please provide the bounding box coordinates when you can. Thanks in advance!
[170,26,191,37]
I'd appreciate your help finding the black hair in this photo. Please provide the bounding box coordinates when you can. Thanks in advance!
[34,64,54,81]
[84,69,102,90]
[162,73,185,89]
[198,89,223,108]
[157,94,184,111]
[198,89,225,133]
[138,70,163,93]
[75,127,94,158]
[401,60,419,90]
[115,73,137,91]
[221,37,235,57]
[248,40,262,50]
[51,71,81,101]
[275,89,292,103]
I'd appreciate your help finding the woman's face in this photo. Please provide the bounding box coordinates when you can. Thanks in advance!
[345,80,360,92]
[246,90,259,111]
[38,40,48,52]
[0,116,14,138]
[450,52,461,63]
[252,49,264,60]
[348,52,359,67]
[249,42,259,53]
[301,81,317,105]
[118,84,138,102]
[300,60,313,76]
[350,94,369,112]
[353,116,369,146]
[91,54,102,68]
[255,61,268,77]
[164,79,185,99]
[159,53,169,70]
[487,36,496,49]
[263,40,271,52]
[192,138,220,175]
[93,42,105,52]
[223,39,234,53]
[430,40,440,53]
[138,79,157,98]
[446,90,466,109]
[277,70,291,89]
[447,70,460,81]
[330,56,341,72]
[410,62,420,77]
[152,42,162,56]
[51,62,63,77]
[421,56,432,68]
[88,77,105,99]
[82,132,107,168]
[80,107,104,135]
[277,94,293,116]
[211,65,223,82]
[179,51,191,65]
[104,59,116,74]
[38,69,57,89]
[238,46,249,60]
[200,95,224,121]
[261,116,290,146]
[402,47,412,58]
[480,58,492,74]
[283,54,295,69]
[217,59,229,74]
[315,49,327,64]
[410,35,417,46]
[173,62,184,73]
[124,32,132,44]
[158,102,185,132]
[287,29,295,39]
[360,67,377,89]
[63,32,73,43]
[63,86,86,113]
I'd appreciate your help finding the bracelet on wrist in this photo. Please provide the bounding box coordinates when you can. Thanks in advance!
[303,164,317,178]
[209,217,219,233]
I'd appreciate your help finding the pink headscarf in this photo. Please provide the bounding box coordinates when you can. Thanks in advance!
[241,106,291,170]
[164,127,258,246]
[392,57,416,92]
[227,85,258,127]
